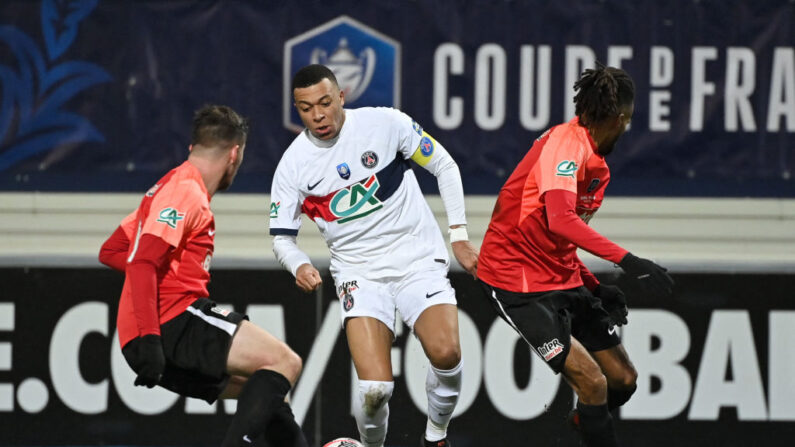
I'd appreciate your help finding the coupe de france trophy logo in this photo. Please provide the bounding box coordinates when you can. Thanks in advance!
[283,15,401,133]
[311,38,375,104]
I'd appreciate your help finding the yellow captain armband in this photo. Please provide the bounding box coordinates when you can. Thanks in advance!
[410,131,437,167]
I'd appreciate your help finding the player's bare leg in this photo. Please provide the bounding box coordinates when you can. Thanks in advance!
[346,316,394,380]
[226,320,302,383]
[414,304,463,446]
[561,337,618,447]
[591,344,638,411]
[346,316,395,447]
[221,320,306,447]
[414,304,461,369]
[563,337,607,404]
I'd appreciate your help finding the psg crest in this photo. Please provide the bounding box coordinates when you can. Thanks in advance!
[360,151,378,168]
[343,292,354,312]
[338,280,359,312]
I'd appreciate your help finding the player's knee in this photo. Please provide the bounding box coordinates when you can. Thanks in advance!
[588,372,608,392]
[622,366,638,389]
[358,380,394,418]
[609,365,638,390]
[281,348,303,385]
[428,341,462,370]
[578,372,608,403]
[267,343,302,385]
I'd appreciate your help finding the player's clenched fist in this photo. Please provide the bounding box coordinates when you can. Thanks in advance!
[296,263,322,292]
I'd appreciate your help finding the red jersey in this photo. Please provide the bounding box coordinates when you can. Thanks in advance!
[116,161,215,346]
[478,118,626,293]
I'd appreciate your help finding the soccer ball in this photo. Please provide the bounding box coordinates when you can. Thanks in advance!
[322,438,363,447]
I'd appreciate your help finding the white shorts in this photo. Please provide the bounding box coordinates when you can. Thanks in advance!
[334,265,457,333]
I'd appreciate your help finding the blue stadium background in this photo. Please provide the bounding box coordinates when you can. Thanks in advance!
[1,0,792,197]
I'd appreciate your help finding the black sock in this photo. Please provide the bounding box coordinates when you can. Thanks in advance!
[607,385,637,411]
[222,369,292,447]
[261,401,308,447]
[576,401,619,447]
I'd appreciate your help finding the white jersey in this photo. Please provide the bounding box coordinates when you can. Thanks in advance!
[269,107,449,279]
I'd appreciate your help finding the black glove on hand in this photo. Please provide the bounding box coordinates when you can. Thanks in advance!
[594,284,628,326]
[619,253,675,297]
[132,334,165,388]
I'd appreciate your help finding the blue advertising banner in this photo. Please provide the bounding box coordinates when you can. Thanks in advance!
[0,0,793,196]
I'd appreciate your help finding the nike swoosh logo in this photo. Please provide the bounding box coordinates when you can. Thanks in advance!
[208,229,215,236]
[426,290,443,299]
[608,326,618,335]
[243,435,252,443]
[307,178,324,190]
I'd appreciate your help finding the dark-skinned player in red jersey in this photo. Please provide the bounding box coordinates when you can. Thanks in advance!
[477,63,674,447]
[99,105,308,447]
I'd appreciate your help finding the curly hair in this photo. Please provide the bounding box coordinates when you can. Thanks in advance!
[573,62,635,126]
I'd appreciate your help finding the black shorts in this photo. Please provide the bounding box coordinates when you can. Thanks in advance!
[479,280,620,374]
[122,298,247,403]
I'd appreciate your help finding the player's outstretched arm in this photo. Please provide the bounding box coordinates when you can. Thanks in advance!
[545,189,628,262]
[545,190,675,297]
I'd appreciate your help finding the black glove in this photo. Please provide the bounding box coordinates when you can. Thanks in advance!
[594,284,628,326]
[131,334,166,388]
[619,253,675,297]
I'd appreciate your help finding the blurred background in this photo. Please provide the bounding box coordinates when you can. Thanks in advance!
[1,0,793,446]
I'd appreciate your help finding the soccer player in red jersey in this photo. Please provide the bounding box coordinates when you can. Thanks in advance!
[477,64,674,447]
[99,105,307,447]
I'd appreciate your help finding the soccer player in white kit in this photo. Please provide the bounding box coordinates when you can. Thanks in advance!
[270,64,479,447]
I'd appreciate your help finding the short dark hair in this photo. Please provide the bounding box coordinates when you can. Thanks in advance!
[292,64,339,91]
[573,62,635,126]
[191,105,249,148]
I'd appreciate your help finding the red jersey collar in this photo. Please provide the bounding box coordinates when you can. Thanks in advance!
[181,160,212,201]
[570,117,601,157]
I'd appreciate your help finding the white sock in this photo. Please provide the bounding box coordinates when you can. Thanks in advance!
[353,380,394,447]
[425,360,463,442]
